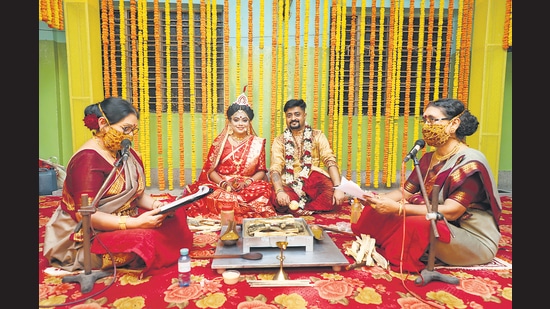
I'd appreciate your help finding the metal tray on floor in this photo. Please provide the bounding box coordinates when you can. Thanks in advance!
[211,225,349,272]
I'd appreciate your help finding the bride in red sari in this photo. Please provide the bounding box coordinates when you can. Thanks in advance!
[181,89,276,223]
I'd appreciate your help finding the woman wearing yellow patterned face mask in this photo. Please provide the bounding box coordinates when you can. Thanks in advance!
[352,98,502,273]
[44,97,193,274]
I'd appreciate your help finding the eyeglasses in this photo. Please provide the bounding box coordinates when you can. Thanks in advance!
[420,117,450,124]
[121,125,139,135]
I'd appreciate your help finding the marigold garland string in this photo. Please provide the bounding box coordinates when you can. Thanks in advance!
[39,0,64,30]
[177,0,186,186]
[211,1,219,138]
[402,0,415,167]
[312,0,320,127]
[365,0,377,186]
[345,0,357,180]
[200,0,208,155]
[319,0,329,129]
[109,0,117,97]
[422,0,435,108]
[248,0,254,106]
[451,0,463,99]
[130,0,140,150]
[101,0,110,97]
[294,0,301,97]
[373,0,386,188]
[413,0,426,157]
[355,0,367,185]
[138,0,152,185]
[330,0,340,146]
[224,0,230,115]
[199,0,213,154]
[188,0,198,181]
[503,0,512,50]
[236,0,241,91]
[459,0,473,105]
[382,0,396,186]
[301,0,310,100]
[283,0,290,101]
[165,0,174,190]
[276,0,284,135]
[432,0,446,100]
[326,1,337,143]
[153,0,165,190]
[119,0,127,99]
[336,0,346,166]
[259,0,265,137]
[442,0,455,98]
[271,0,279,142]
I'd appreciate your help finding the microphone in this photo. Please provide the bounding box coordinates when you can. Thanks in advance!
[121,139,132,162]
[403,139,425,163]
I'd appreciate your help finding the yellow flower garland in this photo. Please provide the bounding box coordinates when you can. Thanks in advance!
[355,0,367,185]
[153,0,165,190]
[248,0,253,106]
[177,0,186,186]
[346,0,357,180]
[301,0,310,100]
[312,0,320,127]
[101,0,110,97]
[236,0,241,90]
[294,0,301,97]
[259,0,265,137]
[365,0,377,186]
[188,0,198,181]
[271,0,279,142]
[413,0,426,156]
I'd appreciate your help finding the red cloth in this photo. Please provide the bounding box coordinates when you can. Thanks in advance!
[351,205,450,273]
[270,170,337,214]
[90,206,193,275]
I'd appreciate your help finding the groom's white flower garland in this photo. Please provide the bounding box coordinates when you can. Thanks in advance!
[282,123,313,209]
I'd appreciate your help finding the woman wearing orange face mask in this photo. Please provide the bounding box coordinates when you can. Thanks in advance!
[352,98,502,273]
[44,97,193,275]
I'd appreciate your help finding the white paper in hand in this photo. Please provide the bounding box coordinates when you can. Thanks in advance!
[334,177,375,201]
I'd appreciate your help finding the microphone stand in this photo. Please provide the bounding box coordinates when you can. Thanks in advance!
[409,156,459,286]
[62,155,126,293]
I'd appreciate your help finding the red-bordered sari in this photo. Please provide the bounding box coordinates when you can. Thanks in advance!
[182,125,276,224]
[43,149,193,275]
[352,147,502,273]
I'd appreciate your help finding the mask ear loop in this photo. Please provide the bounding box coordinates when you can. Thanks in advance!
[98,103,111,126]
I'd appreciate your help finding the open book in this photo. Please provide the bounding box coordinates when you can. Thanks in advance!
[334,177,376,201]
[158,185,214,214]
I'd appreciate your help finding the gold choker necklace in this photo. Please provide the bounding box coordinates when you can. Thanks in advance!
[231,134,248,141]
[433,142,462,162]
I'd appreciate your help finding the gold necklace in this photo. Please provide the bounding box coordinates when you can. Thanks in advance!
[231,134,248,142]
[433,142,462,163]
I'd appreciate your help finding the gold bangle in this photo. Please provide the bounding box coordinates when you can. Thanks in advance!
[398,201,404,216]
[276,188,284,194]
[151,200,158,209]
[119,215,128,230]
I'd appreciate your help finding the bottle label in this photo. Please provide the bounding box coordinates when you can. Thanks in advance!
[178,262,191,272]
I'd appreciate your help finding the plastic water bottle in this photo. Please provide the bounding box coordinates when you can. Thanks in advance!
[178,248,191,287]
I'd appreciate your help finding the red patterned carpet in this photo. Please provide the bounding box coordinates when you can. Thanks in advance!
[39,194,512,308]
